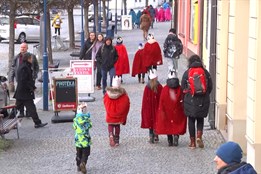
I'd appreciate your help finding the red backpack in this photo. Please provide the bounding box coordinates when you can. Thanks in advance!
[188,67,207,96]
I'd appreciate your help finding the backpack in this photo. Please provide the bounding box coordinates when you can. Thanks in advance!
[188,67,207,96]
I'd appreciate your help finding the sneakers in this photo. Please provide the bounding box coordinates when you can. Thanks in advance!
[80,162,87,174]
[34,123,48,128]
[109,135,115,147]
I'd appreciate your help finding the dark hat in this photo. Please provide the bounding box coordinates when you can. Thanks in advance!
[216,141,243,164]
[116,36,123,44]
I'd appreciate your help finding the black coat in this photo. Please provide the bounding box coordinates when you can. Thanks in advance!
[163,33,182,58]
[79,39,95,60]
[181,61,213,118]
[13,61,36,100]
[96,44,118,71]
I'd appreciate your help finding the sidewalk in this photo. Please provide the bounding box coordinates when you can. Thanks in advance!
[0,21,225,174]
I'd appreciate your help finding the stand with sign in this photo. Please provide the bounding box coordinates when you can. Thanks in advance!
[51,77,78,123]
[70,60,95,102]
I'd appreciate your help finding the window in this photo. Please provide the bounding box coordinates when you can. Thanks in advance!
[189,0,199,44]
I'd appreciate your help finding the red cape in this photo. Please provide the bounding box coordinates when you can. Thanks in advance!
[104,92,130,124]
[155,86,187,135]
[141,83,163,129]
[143,41,163,68]
[131,49,147,77]
[114,44,130,75]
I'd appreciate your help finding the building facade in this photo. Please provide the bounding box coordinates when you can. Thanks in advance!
[176,0,261,172]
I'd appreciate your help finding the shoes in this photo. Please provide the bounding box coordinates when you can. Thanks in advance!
[35,123,48,128]
[80,162,87,174]
[141,78,145,84]
[154,135,159,142]
[109,135,115,147]
[173,135,179,146]
[138,77,141,83]
[96,86,101,90]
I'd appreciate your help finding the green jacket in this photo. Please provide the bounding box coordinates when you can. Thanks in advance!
[73,113,92,148]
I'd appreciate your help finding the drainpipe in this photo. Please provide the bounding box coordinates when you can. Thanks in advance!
[208,0,217,129]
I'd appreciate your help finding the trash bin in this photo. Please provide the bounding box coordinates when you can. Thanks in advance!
[106,25,115,38]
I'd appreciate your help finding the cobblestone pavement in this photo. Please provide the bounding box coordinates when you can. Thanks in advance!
[0,21,225,174]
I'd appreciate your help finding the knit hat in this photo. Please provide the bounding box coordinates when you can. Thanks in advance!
[148,68,157,79]
[216,141,243,164]
[168,70,176,79]
[116,36,123,44]
[138,43,143,49]
[112,76,121,88]
[77,102,88,114]
[147,33,154,40]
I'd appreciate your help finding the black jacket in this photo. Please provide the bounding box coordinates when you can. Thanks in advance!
[96,44,118,71]
[181,61,212,118]
[217,162,257,174]
[13,61,36,100]
[163,33,183,58]
[79,39,95,60]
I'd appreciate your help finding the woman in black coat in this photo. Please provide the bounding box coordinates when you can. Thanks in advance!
[181,55,212,149]
[14,52,48,128]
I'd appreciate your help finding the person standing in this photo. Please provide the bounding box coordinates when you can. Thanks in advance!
[92,33,104,90]
[181,55,212,149]
[96,37,118,95]
[79,32,96,60]
[131,43,147,83]
[73,103,92,174]
[140,11,152,41]
[214,141,257,174]
[155,71,187,146]
[135,10,142,28]
[141,69,163,143]
[142,33,163,71]
[52,13,62,36]
[103,76,130,147]
[9,42,39,117]
[148,5,156,28]
[114,37,130,83]
[163,28,183,75]
[128,9,137,29]
[13,52,48,128]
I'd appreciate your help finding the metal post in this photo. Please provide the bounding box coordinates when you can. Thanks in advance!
[171,0,175,28]
[43,0,48,111]
[93,0,96,33]
[81,0,85,48]
[115,0,117,34]
[98,0,102,33]
[106,0,109,29]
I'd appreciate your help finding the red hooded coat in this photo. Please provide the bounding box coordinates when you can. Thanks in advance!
[131,48,147,77]
[143,39,163,68]
[141,82,163,129]
[104,87,130,124]
[155,86,187,135]
[114,44,130,75]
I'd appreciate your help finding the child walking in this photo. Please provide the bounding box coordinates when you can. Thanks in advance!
[104,76,130,147]
[73,103,92,174]
[155,71,187,146]
[141,68,163,143]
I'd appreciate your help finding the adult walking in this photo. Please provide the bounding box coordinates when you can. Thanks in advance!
[79,32,96,60]
[148,5,156,28]
[92,33,104,90]
[9,42,39,117]
[52,13,62,36]
[14,52,48,128]
[181,55,212,149]
[96,37,118,95]
[128,9,137,29]
[140,11,152,41]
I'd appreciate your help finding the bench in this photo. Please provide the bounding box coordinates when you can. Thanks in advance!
[0,105,22,139]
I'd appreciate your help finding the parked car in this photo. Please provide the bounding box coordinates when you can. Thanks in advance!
[0,75,10,117]
[0,15,40,43]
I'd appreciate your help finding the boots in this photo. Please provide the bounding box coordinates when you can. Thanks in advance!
[154,134,159,142]
[141,77,145,84]
[173,135,179,146]
[149,134,154,144]
[138,77,141,83]
[114,135,120,146]
[109,133,115,147]
[189,137,196,149]
[167,135,173,146]
[196,131,204,148]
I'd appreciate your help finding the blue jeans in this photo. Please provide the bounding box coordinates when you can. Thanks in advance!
[101,67,115,94]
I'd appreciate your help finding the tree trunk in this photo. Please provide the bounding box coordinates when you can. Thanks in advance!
[8,2,16,78]
[67,7,75,48]
[84,6,89,40]
[145,0,149,7]
[123,0,127,15]
[102,0,106,27]
[94,0,98,33]
[47,10,53,64]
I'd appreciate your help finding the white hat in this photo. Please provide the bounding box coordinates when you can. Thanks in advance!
[77,102,88,114]
[147,33,154,40]
[168,70,176,79]
[112,76,121,88]
[116,37,123,44]
[148,68,157,79]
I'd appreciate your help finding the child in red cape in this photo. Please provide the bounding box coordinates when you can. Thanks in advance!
[103,76,130,147]
[155,71,187,146]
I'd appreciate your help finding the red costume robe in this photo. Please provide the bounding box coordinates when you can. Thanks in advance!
[143,39,163,69]
[114,44,130,76]
[141,83,163,129]
[104,87,130,124]
[131,48,147,77]
[155,86,187,135]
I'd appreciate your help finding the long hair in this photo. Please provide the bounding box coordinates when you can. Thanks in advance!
[149,78,158,93]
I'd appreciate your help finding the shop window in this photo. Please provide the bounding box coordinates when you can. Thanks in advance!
[190,0,199,44]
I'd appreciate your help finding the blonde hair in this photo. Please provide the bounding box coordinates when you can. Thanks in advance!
[149,78,158,93]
